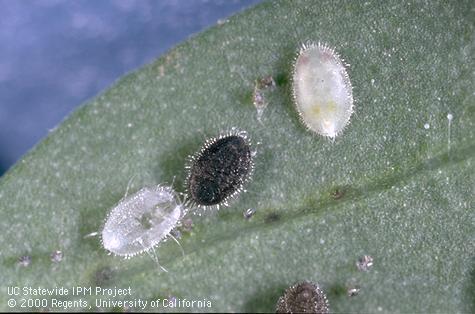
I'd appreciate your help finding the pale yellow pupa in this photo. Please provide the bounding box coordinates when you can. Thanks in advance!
[292,42,353,138]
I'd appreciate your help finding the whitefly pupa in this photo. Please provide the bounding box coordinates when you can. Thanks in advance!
[292,42,354,138]
[101,185,184,259]
[185,128,254,210]
[276,281,330,314]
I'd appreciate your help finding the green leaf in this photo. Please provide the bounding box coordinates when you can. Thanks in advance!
[1,0,474,312]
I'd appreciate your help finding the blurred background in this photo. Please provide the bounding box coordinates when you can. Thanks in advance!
[0,0,262,177]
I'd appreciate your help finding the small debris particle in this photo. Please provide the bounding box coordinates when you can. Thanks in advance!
[253,88,266,108]
[424,123,430,129]
[253,75,276,123]
[181,218,193,232]
[257,75,276,90]
[243,208,256,219]
[331,188,345,200]
[253,88,267,118]
[356,255,374,271]
[18,255,31,267]
[50,250,63,263]
[347,286,361,297]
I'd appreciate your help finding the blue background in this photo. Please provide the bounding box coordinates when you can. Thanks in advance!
[0,0,262,176]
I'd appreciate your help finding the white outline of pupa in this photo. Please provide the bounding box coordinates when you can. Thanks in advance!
[291,41,354,139]
[87,183,186,272]
[184,127,255,211]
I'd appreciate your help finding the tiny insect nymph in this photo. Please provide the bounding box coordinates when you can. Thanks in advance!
[101,185,184,258]
[292,41,354,138]
[185,129,254,210]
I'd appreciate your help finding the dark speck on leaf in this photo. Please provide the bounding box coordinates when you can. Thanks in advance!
[265,212,280,223]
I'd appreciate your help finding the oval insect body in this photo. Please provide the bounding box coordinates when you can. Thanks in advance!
[292,42,353,138]
[185,129,254,209]
[101,185,183,257]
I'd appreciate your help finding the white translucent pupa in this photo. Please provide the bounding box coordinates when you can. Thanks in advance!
[292,42,354,138]
[101,185,184,258]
